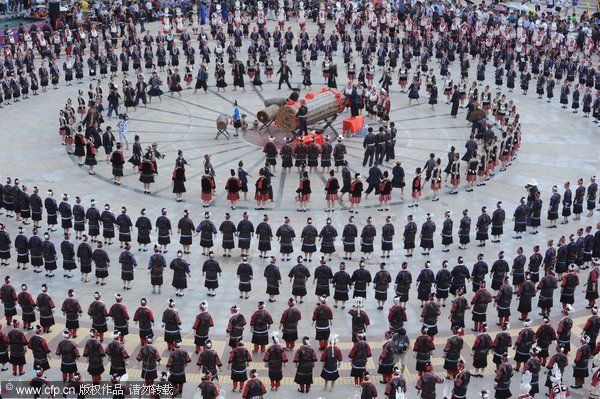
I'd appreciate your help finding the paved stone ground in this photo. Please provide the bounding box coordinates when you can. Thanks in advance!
[0,15,599,399]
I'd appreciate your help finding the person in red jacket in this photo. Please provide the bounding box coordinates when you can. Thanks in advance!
[324,170,340,212]
[586,260,600,308]
[384,366,407,397]
[0,276,18,324]
[560,264,579,311]
[0,322,9,371]
[192,301,213,353]
[228,340,251,392]
[535,317,557,366]
[388,296,407,332]
[250,301,273,354]
[28,325,51,372]
[450,360,471,399]
[17,284,36,330]
[378,171,392,211]
[56,330,80,382]
[312,296,333,350]
[133,298,155,346]
[225,169,242,210]
[109,294,129,343]
[413,327,435,376]
[197,372,220,399]
[572,335,592,389]
[471,281,492,332]
[416,361,444,397]
[280,298,302,350]
[242,369,267,399]
[349,332,371,386]
[263,332,288,391]
[8,320,28,376]
[360,371,378,399]
[349,173,363,213]
[296,171,312,212]
[294,336,317,393]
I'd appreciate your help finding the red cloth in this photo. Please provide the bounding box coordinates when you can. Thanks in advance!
[342,116,365,135]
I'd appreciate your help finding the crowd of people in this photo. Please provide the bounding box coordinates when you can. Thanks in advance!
[0,0,599,397]
[0,171,597,397]
[34,0,599,212]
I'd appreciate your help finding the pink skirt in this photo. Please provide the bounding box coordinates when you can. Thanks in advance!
[412,190,421,199]
[255,192,269,201]
[299,194,311,202]
[451,178,460,186]
[379,194,391,202]
[201,192,213,201]
[466,175,476,182]
[227,193,240,201]
[326,193,339,201]
[350,196,361,204]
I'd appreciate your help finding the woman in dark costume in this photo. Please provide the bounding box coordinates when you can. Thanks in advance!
[341,216,357,260]
[332,264,351,308]
[215,64,227,92]
[294,337,317,393]
[76,235,93,281]
[471,332,492,376]
[216,215,234,258]
[407,77,420,105]
[263,333,287,390]
[402,215,417,257]
[252,63,263,90]
[84,139,97,175]
[169,68,182,96]
[320,335,342,390]
[318,218,337,259]
[229,341,251,391]
[139,154,155,194]
[255,216,272,258]
[172,161,186,202]
[148,72,164,102]
[73,128,86,165]
[170,252,191,296]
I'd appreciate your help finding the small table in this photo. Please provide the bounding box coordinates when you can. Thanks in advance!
[342,115,365,137]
